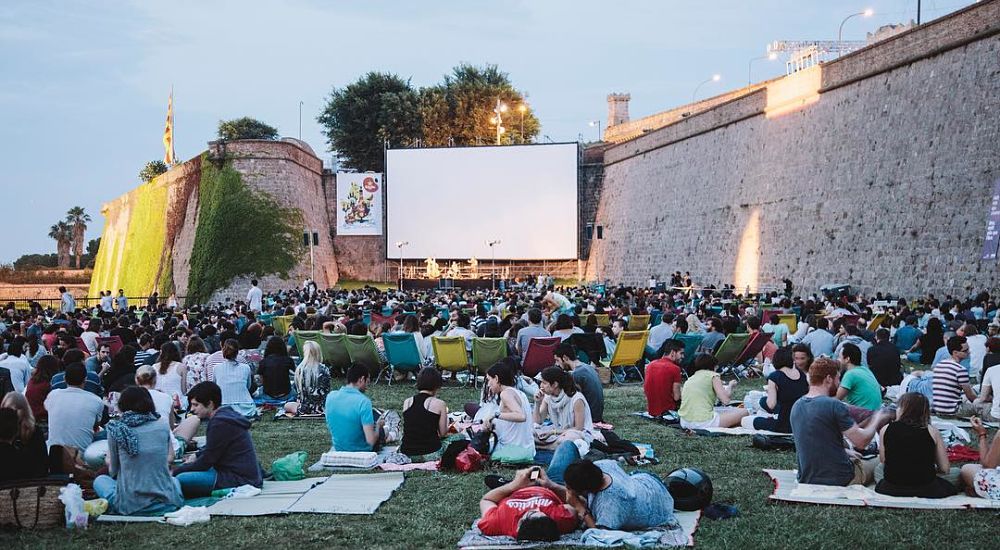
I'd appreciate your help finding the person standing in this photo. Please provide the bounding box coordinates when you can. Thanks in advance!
[60,286,75,314]
[247,279,263,313]
[116,289,128,312]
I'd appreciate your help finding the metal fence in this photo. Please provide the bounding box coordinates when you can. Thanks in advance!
[0,296,187,311]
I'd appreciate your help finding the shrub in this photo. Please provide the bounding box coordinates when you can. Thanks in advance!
[217,117,279,141]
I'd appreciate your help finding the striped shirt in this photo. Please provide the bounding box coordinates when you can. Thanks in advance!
[932,359,969,414]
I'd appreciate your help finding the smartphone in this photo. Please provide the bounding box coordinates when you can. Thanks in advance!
[529,468,540,481]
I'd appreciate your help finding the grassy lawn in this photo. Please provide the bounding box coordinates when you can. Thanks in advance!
[10,376,992,549]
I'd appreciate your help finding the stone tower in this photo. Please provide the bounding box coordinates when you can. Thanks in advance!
[607,93,631,127]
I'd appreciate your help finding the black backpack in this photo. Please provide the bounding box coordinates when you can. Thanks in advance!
[0,368,14,401]
[751,434,795,451]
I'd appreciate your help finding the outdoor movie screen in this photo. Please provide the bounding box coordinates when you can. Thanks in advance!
[385,142,578,260]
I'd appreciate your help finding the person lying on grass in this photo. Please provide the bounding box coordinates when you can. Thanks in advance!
[477,466,578,541]
[790,357,892,486]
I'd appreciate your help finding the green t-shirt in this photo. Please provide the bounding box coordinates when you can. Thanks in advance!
[840,366,883,410]
[679,370,718,423]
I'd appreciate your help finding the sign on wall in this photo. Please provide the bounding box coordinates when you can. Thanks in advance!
[336,172,383,236]
[982,178,1000,261]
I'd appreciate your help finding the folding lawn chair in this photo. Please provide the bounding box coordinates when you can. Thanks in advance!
[521,336,560,377]
[594,314,611,327]
[292,330,321,358]
[627,315,650,330]
[382,332,423,385]
[727,331,773,379]
[345,334,383,380]
[568,332,606,365]
[867,313,888,332]
[318,333,353,374]
[96,336,123,357]
[713,333,750,366]
[606,330,648,381]
[272,315,295,337]
[432,336,470,381]
[670,333,704,367]
[471,337,508,388]
[777,314,798,335]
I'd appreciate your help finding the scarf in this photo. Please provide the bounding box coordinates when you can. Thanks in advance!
[545,390,575,430]
[106,411,160,457]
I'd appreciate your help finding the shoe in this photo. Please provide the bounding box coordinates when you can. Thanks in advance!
[484,474,509,489]
[381,410,402,443]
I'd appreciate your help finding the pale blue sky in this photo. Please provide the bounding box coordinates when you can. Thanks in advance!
[0,0,975,262]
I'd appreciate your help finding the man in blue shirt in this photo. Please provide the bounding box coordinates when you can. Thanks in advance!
[801,317,836,358]
[325,365,385,451]
[892,316,921,354]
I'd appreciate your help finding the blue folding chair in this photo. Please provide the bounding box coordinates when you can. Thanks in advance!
[382,333,424,385]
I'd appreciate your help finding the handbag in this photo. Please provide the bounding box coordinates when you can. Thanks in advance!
[0,479,68,529]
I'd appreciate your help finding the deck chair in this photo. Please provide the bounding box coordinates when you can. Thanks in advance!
[777,314,798,335]
[471,337,508,387]
[731,331,773,373]
[382,333,423,385]
[594,314,611,327]
[258,312,274,326]
[272,315,295,337]
[867,313,888,332]
[627,315,650,330]
[713,333,751,365]
[606,331,648,380]
[293,331,322,358]
[568,333,606,365]
[95,336,124,357]
[74,337,91,356]
[432,336,470,377]
[372,312,398,327]
[649,311,662,327]
[318,333,353,374]
[521,336,560,377]
[670,333,704,367]
[345,334,383,380]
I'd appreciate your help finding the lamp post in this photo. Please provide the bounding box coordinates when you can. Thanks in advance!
[486,240,501,290]
[588,120,602,142]
[395,241,409,290]
[298,100,304,139]
[491,98,508,145]
[839,8,874,48]
[747,53,778,86]
[518,104,527,142]
[691,74,721,103]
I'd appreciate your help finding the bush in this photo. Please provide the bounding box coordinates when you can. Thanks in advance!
[139,160,168,182]
[217,117,279,141]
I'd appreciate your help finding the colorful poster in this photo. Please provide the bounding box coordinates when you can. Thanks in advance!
[336,172,382,235]
[982,178,1000,260]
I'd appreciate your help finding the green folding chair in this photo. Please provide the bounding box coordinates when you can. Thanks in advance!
[273,315,295,337]
[345,334,383,381]
[471,337,507,388]
[318,333,353,374]
[292,330,321,358]
[713,333,751,366]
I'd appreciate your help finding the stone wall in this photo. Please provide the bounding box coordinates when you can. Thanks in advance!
[586,0,1000,296]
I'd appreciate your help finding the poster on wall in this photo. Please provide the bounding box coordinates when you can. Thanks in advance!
[336,172,383,235]
[982,178,1000,261]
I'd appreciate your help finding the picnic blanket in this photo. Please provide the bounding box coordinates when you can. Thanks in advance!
[764,469,1000,510]
[457,511,701,549]
[632,411,786,437]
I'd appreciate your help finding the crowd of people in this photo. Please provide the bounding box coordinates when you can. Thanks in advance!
[0,279,998,536]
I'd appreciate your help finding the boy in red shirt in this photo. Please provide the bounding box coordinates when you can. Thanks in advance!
[478,467,579,541]
[643,340,684,416]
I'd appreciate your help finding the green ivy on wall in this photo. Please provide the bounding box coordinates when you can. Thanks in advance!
[186,155,304,304]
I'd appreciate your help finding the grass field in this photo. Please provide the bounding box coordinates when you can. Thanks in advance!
[9,377,993,549]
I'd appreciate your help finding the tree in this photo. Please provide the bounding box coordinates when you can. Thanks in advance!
[317,72,422,172]
[13,254,58,269]
[48,221,72,268]
[139,160,168,183]
[65,207,91,269]
[217,117,279,141]
[419,64,539,146]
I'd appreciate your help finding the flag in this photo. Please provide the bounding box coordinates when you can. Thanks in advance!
[163,88,175,165]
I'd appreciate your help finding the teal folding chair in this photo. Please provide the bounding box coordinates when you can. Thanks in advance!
[670,333,704,367]
[382,332,424,385]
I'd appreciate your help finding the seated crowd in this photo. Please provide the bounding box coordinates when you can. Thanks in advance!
[0,279,997,533]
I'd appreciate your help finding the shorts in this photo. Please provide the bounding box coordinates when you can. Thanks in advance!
[973,468,1000,500]
[680,413,720,430]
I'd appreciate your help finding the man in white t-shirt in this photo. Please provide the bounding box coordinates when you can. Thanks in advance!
[247,279,263,313]
[961,324,988,379]
[0,337,31,393]
[975,365,1000,422]
[45,363,106,453]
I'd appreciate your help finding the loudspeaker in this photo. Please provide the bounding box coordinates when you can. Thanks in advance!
[586,224,594,239]
[312,232,319,246]
[303,232,310,246]
[596,225,604,239]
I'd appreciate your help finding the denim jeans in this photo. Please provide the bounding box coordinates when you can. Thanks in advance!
[545,441,581,485]
[175,467,218,498]
[94,474,183,515]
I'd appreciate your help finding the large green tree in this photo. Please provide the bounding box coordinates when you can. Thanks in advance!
[217,117,279,141]
[65,207,90,269]
[317,72,422,172]
[419,64,539,146]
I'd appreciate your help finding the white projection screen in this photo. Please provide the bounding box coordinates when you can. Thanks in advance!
[386,143,578,260]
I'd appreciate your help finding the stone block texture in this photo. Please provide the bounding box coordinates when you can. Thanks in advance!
[586,0,1000,296]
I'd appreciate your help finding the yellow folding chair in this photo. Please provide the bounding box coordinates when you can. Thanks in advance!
[606,330,648,381]
[594,314,611,327]
[432,336,470,377]
[868,313,888,332]
[272,315,295,337]
[777,314,797,335]
[627,315,650,330]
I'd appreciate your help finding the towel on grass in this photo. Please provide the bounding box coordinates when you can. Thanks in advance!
[457,511,700,548]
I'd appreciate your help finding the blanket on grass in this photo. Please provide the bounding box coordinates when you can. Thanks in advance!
[456,511,701,549]
[632,412,786,437]
[764,469,1000,510]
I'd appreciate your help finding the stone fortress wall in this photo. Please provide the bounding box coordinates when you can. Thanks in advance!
[585,0,1000,296]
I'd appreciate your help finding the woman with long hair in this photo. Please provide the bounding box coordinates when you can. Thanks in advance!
[214,339,257,419]
[182,335,211,391]
[909,317,945,365]
[533,367,594,447]
[256,336,295,404]
[482,362,535,463]
[283,341,330,416]
[103,344,138,394]
[876,392,957,498]
[155,342,186,409]
[1,392,48,478]
[25,355,61,423]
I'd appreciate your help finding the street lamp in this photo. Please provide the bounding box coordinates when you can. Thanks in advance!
[395,241,409,290]
[839,8,874,47]
[518,104,527,142]
[485,239,501,290]
[298,100,304,139]
[491,98,508,145]
[691,74,721,103]
[747,52,778,86]
[588,120,602,142]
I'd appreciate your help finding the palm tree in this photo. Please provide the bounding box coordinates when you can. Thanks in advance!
[65,206,91,269]
[48,221,73,268]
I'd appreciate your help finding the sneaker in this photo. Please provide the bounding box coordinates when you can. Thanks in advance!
[484,474,509,489]
[381,410,402,443]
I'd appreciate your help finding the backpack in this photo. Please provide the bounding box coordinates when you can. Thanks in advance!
[751,434,795,451]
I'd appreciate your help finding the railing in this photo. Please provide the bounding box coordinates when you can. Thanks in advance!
[0,296,189,311]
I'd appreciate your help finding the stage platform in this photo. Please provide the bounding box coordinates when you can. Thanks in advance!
[401,278,497,291]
